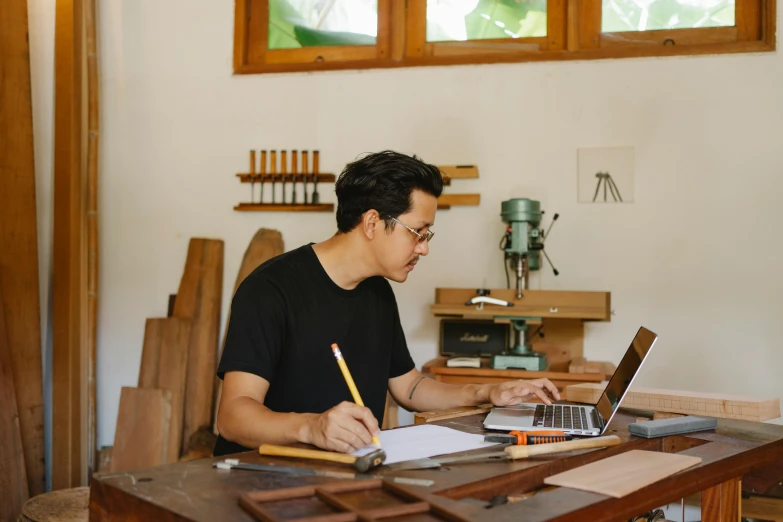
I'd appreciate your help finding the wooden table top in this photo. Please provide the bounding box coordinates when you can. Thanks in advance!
[89,411,783,522]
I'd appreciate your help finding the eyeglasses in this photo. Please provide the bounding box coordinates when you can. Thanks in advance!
[387,216,434,244]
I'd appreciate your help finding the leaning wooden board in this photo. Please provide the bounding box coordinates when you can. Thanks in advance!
[213,229,283,434]
[138,317,191,461]
[0,292,29,521]
[565,383,781,421]
[0,0,45,497]
[174,238,224,450]
[110,387,172,473]
[544,449,702,498]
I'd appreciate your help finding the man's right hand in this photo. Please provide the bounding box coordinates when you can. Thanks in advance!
[301,401,380,453]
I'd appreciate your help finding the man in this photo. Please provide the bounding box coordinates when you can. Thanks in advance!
[214,150,560,456]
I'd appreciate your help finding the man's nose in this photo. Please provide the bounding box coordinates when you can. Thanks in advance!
[415,240,429,256]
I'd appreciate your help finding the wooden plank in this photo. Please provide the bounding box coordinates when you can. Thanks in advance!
[742,494,783,521]
[0,292,29,521]
[564,383,782,421]
[138,317,191,461]
[110,387,172,473]
[0,0,46,497]
[174,239,224,451]
[53,0,89,490]
[414,404,493,425]
[432,288,611,321]
[213,229,283,434]
[437,165,479,179]
[544,450,701,498]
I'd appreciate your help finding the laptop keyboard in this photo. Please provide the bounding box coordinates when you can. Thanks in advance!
[533,404,589,430]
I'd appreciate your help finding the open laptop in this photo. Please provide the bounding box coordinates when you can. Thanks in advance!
[483,326,658,437]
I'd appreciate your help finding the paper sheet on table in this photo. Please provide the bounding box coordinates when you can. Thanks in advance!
[352,424,500,465]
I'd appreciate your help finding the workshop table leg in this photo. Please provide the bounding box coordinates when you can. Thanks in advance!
[702,478,740,522]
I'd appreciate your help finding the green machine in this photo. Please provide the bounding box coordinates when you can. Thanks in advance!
[491,198,559,371]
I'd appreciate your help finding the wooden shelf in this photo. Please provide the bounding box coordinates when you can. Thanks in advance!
[236,173,335,183]
[431,288,611,321]
[234,203,334,212]
[437,193,480,210]
[438,165,479,179]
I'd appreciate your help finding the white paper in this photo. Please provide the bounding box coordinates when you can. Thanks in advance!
[352,424,500,465]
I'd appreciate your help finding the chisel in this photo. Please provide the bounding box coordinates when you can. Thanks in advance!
[213,459,434,487]
[311,150,320,205]
[259,150,266,204]
[281,150,288,204]
[301,150,309,204]
[249,150,256,204]
[291,149,298,205]
[270,150,277,204]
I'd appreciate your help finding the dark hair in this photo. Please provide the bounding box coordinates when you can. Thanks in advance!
[334,150,444,233]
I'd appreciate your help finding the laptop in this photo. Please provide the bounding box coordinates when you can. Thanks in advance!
[483,326,658,436]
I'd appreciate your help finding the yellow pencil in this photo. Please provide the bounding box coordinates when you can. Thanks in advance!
[330,343,381,448]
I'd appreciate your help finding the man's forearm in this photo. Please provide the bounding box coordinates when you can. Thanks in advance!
[217,396,316,448]
[403,377,491,412]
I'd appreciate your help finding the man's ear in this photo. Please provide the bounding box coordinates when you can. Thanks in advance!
[362,209,381,240]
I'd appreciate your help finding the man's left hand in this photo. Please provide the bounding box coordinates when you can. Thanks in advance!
[486,378,561,406]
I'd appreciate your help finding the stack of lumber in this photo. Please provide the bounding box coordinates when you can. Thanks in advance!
[564,383,781,422]
[108,229,283,472]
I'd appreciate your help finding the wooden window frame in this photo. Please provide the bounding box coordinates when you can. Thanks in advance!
[234,0,775,74]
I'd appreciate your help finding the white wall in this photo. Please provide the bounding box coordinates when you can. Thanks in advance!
[29,1,783,450]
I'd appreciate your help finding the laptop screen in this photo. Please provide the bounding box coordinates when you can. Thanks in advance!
[595,327,658,427]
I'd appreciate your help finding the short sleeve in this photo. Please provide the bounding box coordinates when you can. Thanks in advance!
[217,274,287,383]
[387,286,415,378]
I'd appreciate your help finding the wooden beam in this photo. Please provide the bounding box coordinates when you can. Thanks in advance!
[565,383,781,421]
[0,0,46,497]
[53,0,89,489]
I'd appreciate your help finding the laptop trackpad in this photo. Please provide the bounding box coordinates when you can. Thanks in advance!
[485,404,537,428]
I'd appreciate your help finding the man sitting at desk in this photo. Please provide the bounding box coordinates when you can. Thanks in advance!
[214,150,560,456]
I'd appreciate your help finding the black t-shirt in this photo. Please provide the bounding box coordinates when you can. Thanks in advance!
[213,244,415,456]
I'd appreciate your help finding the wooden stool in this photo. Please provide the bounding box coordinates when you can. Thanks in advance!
[17,487,89,522]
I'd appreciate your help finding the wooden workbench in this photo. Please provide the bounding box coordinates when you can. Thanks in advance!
[89,409,783,522]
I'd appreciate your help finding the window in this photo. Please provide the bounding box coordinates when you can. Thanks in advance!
[234,0,775,74]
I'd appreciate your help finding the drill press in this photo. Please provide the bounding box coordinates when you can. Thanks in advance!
[491,198,559,371]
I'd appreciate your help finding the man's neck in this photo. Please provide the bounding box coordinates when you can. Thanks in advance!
[311,233,375,290]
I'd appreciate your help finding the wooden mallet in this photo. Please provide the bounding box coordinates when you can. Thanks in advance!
[258,444,387,473]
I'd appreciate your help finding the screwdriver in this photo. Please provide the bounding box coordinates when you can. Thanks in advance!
[484,430,572,445]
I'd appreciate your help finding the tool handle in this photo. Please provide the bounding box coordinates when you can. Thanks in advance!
[258,444,357,465]
[291,150,298,175]
[505,435,621,459]
[270,150,277,174]
[313,150,319,174]
[249,150,256,175]
[260,150,267,175]
[281,150,287,174]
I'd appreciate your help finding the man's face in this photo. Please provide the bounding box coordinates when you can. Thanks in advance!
[375,190,437,283]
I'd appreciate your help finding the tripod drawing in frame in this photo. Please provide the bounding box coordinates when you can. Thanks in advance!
[593,171,623,202]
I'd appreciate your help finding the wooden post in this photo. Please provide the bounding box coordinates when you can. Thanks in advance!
[702,478,741,522]
[53,0,90,488]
